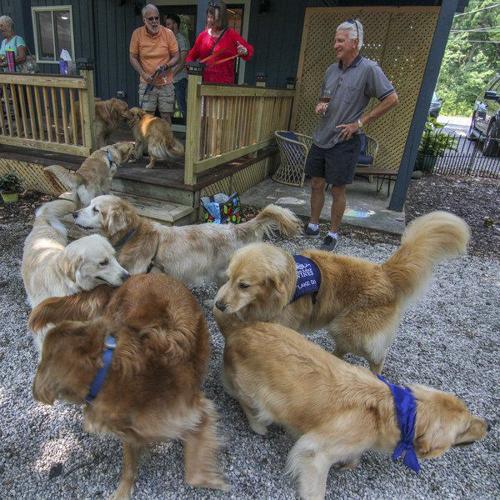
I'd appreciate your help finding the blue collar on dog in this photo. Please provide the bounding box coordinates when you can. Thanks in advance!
[291,255,321,303]
[377,374,420,473]
[106,150,116,168]
[85,335,117,404]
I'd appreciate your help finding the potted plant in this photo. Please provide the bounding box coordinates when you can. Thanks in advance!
[0,171,23,203]
[415,117,458,173]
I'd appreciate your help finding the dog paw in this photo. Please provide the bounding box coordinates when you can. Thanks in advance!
[249,420,268,435]
[187,473,230,492]
[145,163,153,169]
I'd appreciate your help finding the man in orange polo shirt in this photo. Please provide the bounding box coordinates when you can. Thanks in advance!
[129,4,179,123]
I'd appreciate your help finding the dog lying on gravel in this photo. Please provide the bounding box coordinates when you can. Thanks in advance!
[215,313,489,500]
[214,211,470,373]
[21,199,129,315]
[44,142,135,207]
[31,274,229,499]
[72,195,302,286]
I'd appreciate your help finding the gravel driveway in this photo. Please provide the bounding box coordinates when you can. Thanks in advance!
[1,196,499,499]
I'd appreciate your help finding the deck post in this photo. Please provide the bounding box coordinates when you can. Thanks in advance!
[185,68,203,186]
[78,59,96,153]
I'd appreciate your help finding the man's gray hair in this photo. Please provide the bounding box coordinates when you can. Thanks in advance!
[142,3,159,17]
[0,15,14,28]
[336,19,364,49]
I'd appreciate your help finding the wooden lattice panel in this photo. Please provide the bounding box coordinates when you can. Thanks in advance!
[200,155,275,200]
[293,6,439,171]
[0,159,65,196]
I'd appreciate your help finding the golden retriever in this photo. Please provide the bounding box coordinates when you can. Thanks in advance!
[72,194,302,285]
[128,107,184,169]
[21,199,129,312]
[215,313,489,500]
[44,142,135,207]
[71,98,131,148]
[214,211,470,373]
[31,274,228,499]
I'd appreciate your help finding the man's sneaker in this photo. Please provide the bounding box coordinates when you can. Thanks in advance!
[320,234,338,251]
[304,223,320,238]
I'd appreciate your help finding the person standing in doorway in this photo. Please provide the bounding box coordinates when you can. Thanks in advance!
[129,4,179,123]
[304,19,398,251]
[185,1,253,84]
[165,13,190,120]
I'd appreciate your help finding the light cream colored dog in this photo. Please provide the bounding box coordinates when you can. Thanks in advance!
[128,107,184,169]
[44,142,135,207]
[214,211,470,373]
[72,195,302,286]
[215,314,489,500]
[22,199,130,311]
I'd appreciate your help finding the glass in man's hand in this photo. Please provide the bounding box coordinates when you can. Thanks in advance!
[319,89,332,115]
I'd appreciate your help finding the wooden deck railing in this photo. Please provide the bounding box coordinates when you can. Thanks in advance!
[185,73,295,185]
[0,70,95,156]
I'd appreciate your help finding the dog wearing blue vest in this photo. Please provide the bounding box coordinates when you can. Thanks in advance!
[30,273,229,499]
[214,313,489,500]
[214,211,470,373]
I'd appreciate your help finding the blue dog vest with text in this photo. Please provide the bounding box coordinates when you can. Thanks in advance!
[292,255,321,302]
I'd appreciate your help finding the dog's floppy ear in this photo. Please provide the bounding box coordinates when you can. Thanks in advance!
[33,320,93,405]
[105,202,133,234]
[96,99,114,124]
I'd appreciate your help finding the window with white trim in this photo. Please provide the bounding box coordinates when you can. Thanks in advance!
[32,6,74,63]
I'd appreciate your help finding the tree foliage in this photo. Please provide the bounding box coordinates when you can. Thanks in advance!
[437,0,499,116]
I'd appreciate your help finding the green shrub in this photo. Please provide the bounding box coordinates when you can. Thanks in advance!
[0,172,23,193]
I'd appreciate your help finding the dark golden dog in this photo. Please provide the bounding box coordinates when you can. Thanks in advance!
[215,211,470,373]
[31,274,228,499]
[215,313,489,500]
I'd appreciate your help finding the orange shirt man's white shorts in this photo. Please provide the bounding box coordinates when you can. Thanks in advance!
[130,25,178,113]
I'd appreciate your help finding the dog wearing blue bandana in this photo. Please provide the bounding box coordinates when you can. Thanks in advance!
[215,211,470,373]
[215,315,489,500]
[32,274,229,498]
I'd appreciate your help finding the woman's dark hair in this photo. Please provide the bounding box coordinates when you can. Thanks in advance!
[166,13,181,28]
[207,1,228,30]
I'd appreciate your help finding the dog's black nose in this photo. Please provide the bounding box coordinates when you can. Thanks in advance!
[121,271,130,281]
[72,212,78,219]
[215,301,226,312]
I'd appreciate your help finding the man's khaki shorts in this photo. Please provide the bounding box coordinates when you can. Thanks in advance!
[138,82,175,114]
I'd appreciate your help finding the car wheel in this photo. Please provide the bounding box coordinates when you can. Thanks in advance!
[467,113,478,141]
[482,121,499,156]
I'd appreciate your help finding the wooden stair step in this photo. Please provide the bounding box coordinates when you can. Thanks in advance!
[111,191,194,226]
[58,191,195,228]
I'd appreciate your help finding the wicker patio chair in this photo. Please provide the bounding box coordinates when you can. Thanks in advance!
[272,131,313,187]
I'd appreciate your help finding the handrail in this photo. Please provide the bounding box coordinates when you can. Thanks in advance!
[184,73,295,185]
[0,70,95,156]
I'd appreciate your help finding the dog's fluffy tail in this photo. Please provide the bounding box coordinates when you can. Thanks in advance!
[382,211,470,299]
[44,165,82,190]
[235,204,302,241]
[149,136,185,161]
[35,199,76,219]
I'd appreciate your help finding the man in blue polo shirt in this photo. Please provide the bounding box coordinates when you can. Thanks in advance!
[304,19,399,251]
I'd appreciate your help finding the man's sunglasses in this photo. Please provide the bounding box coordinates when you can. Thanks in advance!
[146,16,159,21]
[346,18,359,40]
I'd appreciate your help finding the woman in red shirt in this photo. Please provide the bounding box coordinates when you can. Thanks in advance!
[185,1,253,84]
